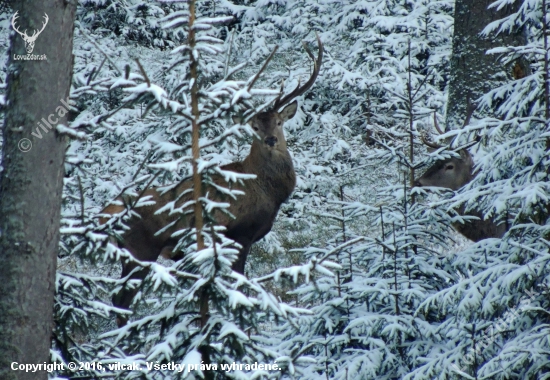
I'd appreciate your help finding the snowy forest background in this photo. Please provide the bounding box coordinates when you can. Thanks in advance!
[0,0,549,378]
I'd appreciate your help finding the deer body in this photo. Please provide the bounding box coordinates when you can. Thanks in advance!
[102,37,323,323]
[103,104,298,314]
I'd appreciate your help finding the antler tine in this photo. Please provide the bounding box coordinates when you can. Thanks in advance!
[271,79,285,109]
[277,79,285,100]
[301,39,315,61]
[433,111,445,135]
[247,45,279,91]
[273,33,323,110]
[446,95,479,152]
[420,111,444,150]
[276,78,301,104]
[453,137,480,152]
[421,133,444,150]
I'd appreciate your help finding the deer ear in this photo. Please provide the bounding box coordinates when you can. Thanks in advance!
[459,149,473,164]
[280,101,298,121]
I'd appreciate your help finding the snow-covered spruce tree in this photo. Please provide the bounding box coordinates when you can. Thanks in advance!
[258,2,459,378]
[53,1,318,378]
[275,180,457,379]
[407,0,550,378]
[79,0,186,49]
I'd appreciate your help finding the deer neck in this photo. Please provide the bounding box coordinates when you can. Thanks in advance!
[244,140,296,203]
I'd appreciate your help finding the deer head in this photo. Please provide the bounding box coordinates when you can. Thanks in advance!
[11,12,49,54]
[235,34,323,159]
[416,101,478,191]
[234,102,297,155]
[415,148,474,190]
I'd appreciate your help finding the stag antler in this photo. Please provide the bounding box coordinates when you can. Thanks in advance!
[421,97,479,151]
[421,111,445,149]
[247,46,279,91]
[273,33,323,110]
[452,95,479,150]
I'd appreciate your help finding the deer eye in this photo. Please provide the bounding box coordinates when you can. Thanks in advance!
[445,164,454,170]
[253,127,258,131]
[277,121,281,126]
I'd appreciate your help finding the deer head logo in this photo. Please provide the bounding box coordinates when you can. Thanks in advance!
[11,12,49,54]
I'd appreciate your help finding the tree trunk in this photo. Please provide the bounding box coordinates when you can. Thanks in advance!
[446,0,528,129]
[0,1,76,379]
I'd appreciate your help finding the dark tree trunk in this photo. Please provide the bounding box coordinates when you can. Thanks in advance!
[0,1,76,379]
[446,0,528,129]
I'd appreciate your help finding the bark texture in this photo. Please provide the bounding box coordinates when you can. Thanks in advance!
[0,1,76,379]
[446,0,528,129]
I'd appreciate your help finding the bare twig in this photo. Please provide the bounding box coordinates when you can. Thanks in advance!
[224,29,235,78]
[80,29,122,75]
[86,67,96,86]
[131,150,154,183]
[135,58,151,87]
[77,175,85,224]
[93,56,108,81]
[247,45,279,91]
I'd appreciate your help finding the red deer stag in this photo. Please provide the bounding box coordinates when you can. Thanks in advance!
[415,112,507,241]
[101,37,323,324]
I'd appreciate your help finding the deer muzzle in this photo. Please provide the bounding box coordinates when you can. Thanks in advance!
[265,136,278,147]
